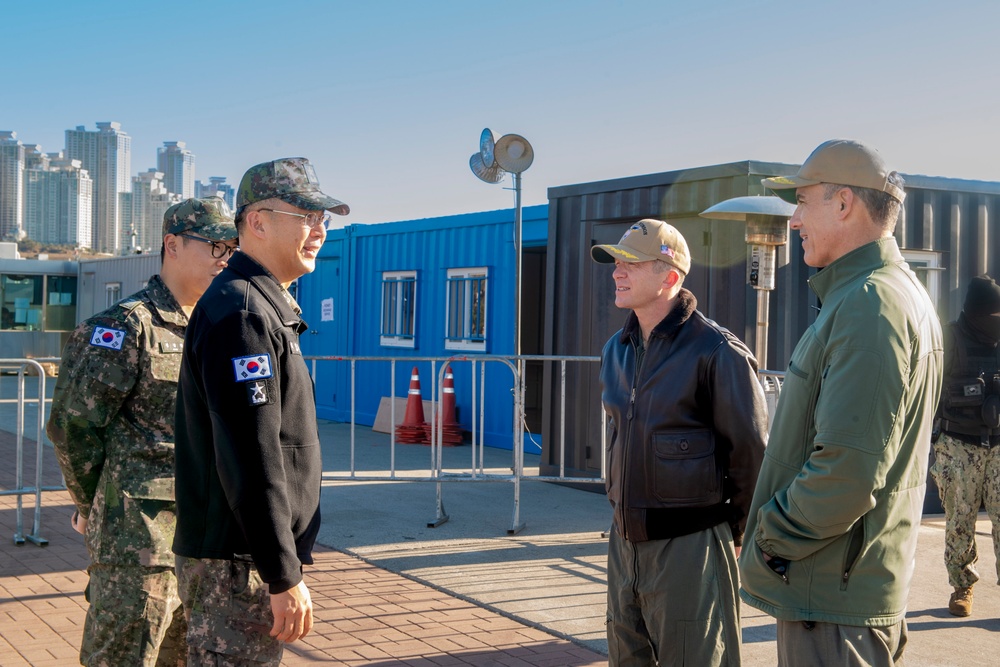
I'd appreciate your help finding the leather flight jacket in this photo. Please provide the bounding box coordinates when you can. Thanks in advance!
[600,289,767,545]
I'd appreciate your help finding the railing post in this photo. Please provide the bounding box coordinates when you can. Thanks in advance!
[560,359,566,479]
[508,357,526,535]
[31,368,48,544]
[14,365,26,545]
[350,359,356,477]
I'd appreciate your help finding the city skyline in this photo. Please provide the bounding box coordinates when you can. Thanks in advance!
[0,123,241,252]
[4,1,1000,226]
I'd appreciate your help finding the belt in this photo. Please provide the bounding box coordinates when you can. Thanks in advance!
[941,422,1000,447]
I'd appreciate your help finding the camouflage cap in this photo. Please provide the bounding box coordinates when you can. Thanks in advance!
[236,157,349,216]
[162,197,239,241]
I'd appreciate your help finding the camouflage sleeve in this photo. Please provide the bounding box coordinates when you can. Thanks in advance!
[46,313,142,518]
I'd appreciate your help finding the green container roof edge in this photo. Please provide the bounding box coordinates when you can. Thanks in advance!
[547,159,1000,200]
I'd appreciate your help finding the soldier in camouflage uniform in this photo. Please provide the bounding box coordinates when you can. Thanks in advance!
[46,197,239,666]
[931,274,1000,617]
[174,157,347,665]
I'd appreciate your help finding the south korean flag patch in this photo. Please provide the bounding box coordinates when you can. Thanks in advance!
[89,326,126,350]
[232,354,273,382]
[246,380,273,407]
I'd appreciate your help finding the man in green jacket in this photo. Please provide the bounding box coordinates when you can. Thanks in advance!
[740,139,943,666]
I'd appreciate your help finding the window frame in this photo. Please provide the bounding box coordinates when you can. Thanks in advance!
[444,266,488,352]
[380,270,417,348]
[0,274,44,331]
[105,282,122,308]
[900,249,943,310]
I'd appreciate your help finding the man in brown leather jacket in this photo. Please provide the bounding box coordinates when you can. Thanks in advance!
[593,218,768,666]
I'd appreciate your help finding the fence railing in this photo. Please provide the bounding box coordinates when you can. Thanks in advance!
[305,354,605,534]
[0,358,61,546]
[306,355,784,535]
[4,352,785,543]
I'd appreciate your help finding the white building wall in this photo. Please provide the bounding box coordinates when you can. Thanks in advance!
[65,122,131,254]
[157,141,195,198]
[0,131,25,240]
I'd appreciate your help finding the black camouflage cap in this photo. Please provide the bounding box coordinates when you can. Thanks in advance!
[236,157,349,216]
[162,197,239,241]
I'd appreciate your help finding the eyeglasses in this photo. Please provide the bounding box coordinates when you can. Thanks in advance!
[259,208,332,230]
[178,233,239,259]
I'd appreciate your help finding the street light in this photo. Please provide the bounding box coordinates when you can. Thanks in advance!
[699,195,796,371]
[469,128,534,356]
[470,129,535,534]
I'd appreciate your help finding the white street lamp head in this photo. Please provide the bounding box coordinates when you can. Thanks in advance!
[494,134,534,173]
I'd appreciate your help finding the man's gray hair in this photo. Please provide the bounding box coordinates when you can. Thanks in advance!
[824,171,905,231]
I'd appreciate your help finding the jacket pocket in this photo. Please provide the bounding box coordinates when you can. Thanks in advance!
[651,428,722,507]
[840,517,866,591]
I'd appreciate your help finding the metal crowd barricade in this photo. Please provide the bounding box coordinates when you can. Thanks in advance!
[0,358,63,546]
[759,370,785,426]
[306,354,604,535]
[307,356,787,535]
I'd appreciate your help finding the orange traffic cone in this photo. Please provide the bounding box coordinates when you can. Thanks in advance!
[424,364,464,446]
[396,366,429,444]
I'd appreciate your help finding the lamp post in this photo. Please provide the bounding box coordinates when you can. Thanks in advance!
[469,129,534,356]
[470,130,534,534]
[699,196,795,371]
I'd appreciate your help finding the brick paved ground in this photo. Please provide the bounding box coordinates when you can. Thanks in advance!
[0,431,607,666]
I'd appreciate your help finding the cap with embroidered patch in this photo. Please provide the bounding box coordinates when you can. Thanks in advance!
[162,197,238,241]
[591,218,691,274]
[236,157,349,217]
[762,139,905,205]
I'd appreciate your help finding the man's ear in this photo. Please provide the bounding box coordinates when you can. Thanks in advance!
[663,268,681,290]
[163,234,180,259]
[837,187,855,217]
[244,210,268,240]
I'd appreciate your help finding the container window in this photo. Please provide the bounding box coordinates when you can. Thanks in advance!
[380,271,417,348]
[445,267,487,352]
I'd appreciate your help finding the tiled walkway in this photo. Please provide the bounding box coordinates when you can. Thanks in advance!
[0,432,606,666]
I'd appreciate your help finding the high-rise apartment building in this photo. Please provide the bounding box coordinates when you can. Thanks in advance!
[23,155,93,247]
[65,122,131,254]
[195,175,235,210]
[0,131,25,241]
[128,169,180,253]
[23,144,50,172]
[157,141,195,198]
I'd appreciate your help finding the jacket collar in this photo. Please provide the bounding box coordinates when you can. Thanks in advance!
[225,252,305,329]
[145,274,187,326]
[619,288,698,345]
[808,236,903,304]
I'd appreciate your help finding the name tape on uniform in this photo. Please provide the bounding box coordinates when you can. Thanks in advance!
[89,326,126,350]
[232,354,273,382]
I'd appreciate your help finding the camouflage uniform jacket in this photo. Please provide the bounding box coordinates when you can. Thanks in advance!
[47,275,186,567]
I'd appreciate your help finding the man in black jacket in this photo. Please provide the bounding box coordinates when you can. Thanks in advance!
[592,218,768,666]
[173,157,349,665]
[932,274,1000,617]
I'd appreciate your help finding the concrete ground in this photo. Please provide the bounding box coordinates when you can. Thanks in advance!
[317,421,1000,666]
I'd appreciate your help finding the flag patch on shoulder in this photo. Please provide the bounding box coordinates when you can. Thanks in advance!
[232,354,273,382]
[89,327,126,350]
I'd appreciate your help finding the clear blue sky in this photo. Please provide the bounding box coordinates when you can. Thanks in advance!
[5,0,999,225]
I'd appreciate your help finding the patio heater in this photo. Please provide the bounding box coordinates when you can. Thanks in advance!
[699,196,796,371]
